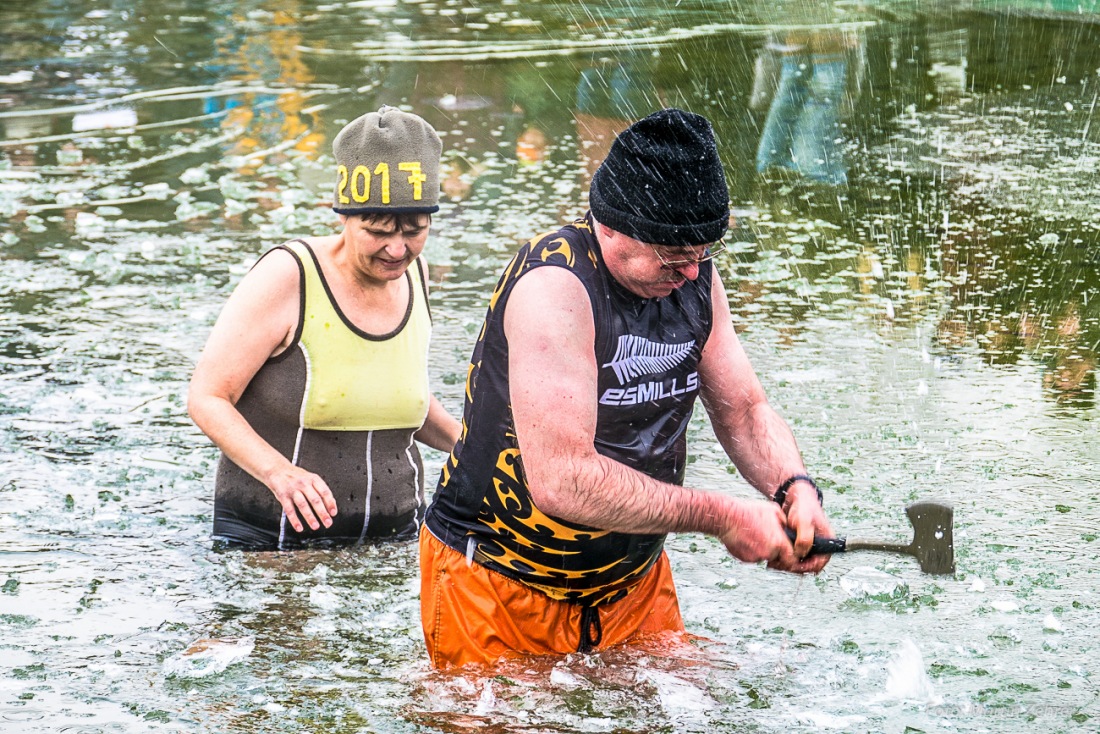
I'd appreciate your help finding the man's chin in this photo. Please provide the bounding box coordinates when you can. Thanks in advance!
[653,278,685,296]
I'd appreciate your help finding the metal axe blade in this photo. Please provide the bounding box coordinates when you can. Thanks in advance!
[794,499,957,576]
[904,500,956,575]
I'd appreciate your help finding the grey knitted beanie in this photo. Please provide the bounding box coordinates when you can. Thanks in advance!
[332,106,441,215]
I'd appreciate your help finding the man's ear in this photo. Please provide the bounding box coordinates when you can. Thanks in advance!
[337,213,348,225]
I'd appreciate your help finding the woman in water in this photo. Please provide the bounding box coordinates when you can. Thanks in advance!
[189,106,460,549]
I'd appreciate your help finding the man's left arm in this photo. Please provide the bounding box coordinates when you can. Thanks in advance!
[697,271,833,564]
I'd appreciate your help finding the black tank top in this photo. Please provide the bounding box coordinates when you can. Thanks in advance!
[424,213,713,605]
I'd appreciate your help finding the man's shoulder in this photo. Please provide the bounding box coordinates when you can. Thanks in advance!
[523,216,598,273]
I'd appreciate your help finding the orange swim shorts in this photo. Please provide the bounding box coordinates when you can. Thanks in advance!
[419,526,685,669]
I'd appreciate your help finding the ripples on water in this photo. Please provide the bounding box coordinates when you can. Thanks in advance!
[1,0,1099,732]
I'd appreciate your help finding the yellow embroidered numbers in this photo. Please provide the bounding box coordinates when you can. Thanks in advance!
[399,162,426,200]
[351,165,371,202]
[337,162,426,205]
[373,163,390,204]
[337,165,350,204]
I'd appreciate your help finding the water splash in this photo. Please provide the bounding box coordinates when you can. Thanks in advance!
[162,637,255,679]
[839,567,908,600]
[883,639,942,705]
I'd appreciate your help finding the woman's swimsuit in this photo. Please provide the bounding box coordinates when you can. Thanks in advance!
[212,239,432,549]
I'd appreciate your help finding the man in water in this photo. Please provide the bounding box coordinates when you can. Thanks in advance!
[420,108,833,668]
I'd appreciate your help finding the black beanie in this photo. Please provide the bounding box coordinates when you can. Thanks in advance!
[589,108,730,247]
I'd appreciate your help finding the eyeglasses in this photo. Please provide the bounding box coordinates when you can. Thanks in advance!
[650,239,726,268]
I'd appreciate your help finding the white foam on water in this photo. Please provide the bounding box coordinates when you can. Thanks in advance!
[162,636,255,679]
[0,70,34,84]
[72,108,138,132]
[472,680,496,716]
[303,617,338,636]
[881,639,941,705]
[180,166,209,185]
[549,665,585,690]
[74,212,107,234]
[639,669,715,721]
[308,585,342,611]
[794,711,868,729]
[839,567,906,599]
[768,366,841,384]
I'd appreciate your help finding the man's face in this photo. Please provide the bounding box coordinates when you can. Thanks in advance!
[597,223,709,299]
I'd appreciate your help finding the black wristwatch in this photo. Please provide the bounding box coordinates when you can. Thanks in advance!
[773,474,823,508]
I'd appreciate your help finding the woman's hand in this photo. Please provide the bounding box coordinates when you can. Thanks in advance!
[265,465,339,533]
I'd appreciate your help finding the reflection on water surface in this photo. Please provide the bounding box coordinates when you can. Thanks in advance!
[1,1,1098,732]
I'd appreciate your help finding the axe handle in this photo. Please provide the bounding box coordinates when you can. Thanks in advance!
[843,540,915,555]
[784,529,914,558]
[784,528,847,555]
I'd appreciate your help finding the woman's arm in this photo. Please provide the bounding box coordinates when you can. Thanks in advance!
[188,248,338,533]
[413,257,462,453]
[414,395,461,452]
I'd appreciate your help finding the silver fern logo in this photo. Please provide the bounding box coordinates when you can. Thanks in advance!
[602,335,695,386]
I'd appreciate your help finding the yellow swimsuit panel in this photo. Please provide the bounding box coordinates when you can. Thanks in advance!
[285,239,431,432]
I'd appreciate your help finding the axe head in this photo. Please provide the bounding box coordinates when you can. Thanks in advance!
[905,501,956,575]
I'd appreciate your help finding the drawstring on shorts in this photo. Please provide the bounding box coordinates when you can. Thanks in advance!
[577,604,603,653]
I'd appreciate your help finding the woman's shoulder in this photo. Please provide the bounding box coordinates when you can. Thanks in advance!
[213,244,308,343]
[236,241,314,298]
[255,235,337,273]
[412,253,430,282]
[276,235,338,260]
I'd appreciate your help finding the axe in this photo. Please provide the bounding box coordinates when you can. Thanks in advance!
[785,500,956,575]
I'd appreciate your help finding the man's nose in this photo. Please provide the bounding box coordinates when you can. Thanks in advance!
[672,261,700,280]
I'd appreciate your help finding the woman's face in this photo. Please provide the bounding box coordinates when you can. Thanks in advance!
[342,213,430,283]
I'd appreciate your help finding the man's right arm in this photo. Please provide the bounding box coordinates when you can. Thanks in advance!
[504,267,807,568]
